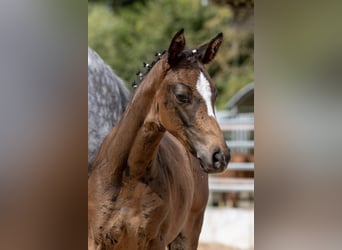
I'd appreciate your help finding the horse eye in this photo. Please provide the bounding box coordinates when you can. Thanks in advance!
[175,93,189,103]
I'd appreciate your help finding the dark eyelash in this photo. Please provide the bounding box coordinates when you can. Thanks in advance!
[175,93,189,103]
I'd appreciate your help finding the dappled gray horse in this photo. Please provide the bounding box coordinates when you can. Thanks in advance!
[88,47,129,172]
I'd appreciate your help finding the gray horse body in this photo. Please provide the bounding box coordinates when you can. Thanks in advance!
[88,47,129,172]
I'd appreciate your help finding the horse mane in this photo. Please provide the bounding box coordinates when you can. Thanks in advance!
[131,50,166,90]
[131,48,201,91]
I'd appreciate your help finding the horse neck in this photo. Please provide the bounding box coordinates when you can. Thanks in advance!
[98,59,169,182]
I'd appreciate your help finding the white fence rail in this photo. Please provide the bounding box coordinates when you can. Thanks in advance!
[227,162,254,171]
[209,112,254,193]
[209,177,254,192]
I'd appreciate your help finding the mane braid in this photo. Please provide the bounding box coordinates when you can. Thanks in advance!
[130,48,200,92]
[131,50,166,91]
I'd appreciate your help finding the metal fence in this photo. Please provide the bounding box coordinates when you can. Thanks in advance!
[208,111,254,206]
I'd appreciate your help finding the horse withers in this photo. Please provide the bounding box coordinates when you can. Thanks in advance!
[88,29,230,250]
[88,47,129,173]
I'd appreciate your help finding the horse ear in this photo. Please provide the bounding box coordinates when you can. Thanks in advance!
[198,32,223,64]
[168,28,185,66]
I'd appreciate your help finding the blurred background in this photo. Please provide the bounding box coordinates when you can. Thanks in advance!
[88,0,254,249]
[3,1,341,250]
[88,0,254,109]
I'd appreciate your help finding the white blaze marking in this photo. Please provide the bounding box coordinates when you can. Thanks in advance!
[196,72,215,117]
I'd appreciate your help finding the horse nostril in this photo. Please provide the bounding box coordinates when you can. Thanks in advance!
[213,150,224,169]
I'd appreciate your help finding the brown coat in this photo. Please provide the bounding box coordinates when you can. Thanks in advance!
[88,29,230,250]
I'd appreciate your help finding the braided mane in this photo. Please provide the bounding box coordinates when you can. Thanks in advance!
[131,48,200,90]
[131,50,166,90]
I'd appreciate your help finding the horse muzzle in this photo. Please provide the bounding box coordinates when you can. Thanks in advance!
[197,147,230,173]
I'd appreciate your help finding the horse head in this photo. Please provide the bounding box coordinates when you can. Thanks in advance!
[146,29,230,173]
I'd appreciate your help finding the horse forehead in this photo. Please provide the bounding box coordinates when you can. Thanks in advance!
[169,67,199,82]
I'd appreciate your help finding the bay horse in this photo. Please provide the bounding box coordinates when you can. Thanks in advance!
[88,47,130,172]
[88,29,230,250]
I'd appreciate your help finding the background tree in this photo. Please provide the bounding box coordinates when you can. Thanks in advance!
[88,0,253,109]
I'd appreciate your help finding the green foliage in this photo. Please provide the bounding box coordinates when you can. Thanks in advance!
[88,0,253,109]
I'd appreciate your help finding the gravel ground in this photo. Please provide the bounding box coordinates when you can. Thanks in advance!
[199,207,254,249]
[198,243,252,250]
